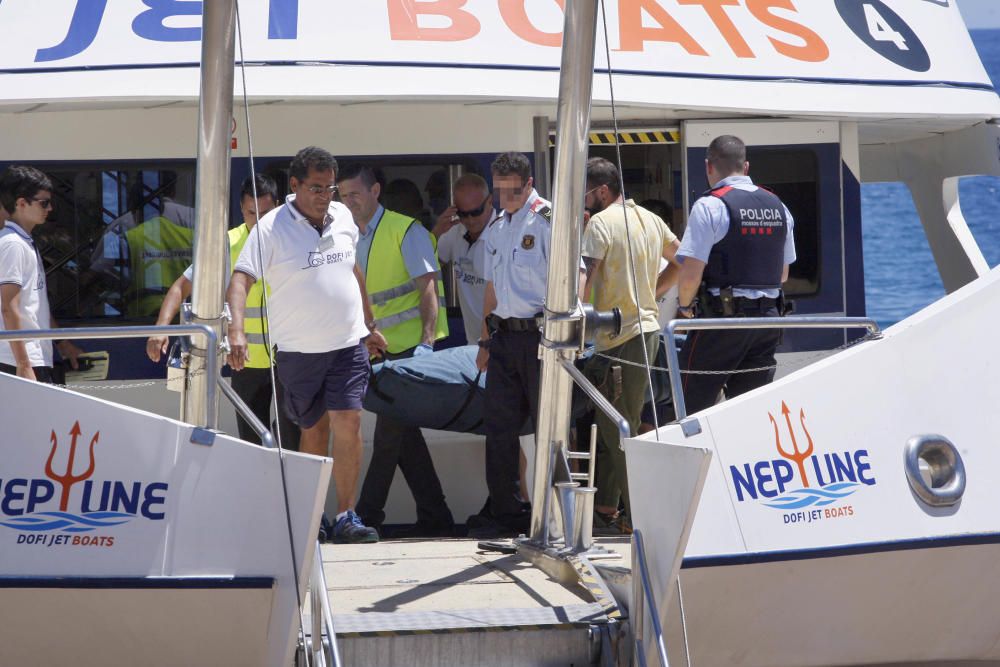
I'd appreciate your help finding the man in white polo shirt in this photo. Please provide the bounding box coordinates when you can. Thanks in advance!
[227,147,387,544]
[432,173,494,345]
[0,166,81,383]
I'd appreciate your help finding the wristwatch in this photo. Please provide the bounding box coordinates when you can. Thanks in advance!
[677,304,696,318]
[477,338,491,349]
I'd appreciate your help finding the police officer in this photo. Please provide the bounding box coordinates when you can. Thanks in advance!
[673,135,796,415]
[472,152,582,538]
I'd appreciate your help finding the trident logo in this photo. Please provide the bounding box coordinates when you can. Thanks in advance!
[44,421,98,511]
[769,401,814,488]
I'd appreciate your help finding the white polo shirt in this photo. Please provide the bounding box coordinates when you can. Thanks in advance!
[437,218,493,344]
[0,222,52,367]
[234,196,368,354]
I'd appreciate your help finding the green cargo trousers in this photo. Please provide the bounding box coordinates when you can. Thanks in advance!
[583,330,659,518]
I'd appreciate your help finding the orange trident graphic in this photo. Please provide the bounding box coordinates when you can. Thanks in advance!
[44,421,99,511]
[769,401,814,487]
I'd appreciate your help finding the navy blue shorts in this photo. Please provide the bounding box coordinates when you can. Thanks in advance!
[275,343,370,429]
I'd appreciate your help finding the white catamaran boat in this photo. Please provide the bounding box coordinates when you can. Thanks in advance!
[2,1,999,665]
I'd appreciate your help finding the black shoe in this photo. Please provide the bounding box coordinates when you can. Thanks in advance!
[391,520,457,539]
[467,512,529,540]
[318,514,333,543]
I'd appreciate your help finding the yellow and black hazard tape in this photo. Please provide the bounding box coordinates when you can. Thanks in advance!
[568,554,622,620]
[337,622,590,639]
[549,130,680,147]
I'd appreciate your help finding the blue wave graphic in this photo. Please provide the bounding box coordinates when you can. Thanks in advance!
[763,482,860,510]
[0,511,133,532]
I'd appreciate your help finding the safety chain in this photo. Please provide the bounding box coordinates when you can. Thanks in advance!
[595,331,880,376]
[57,369,207,391]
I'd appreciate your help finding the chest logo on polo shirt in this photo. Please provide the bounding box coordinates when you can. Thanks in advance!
[302,248,354,270]
[521,235,535,250]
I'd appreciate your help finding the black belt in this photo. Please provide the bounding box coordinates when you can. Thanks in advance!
[705,295,778,316]
[488,314,542,333]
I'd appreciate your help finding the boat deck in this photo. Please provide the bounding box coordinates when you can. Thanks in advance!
[319,537,631,667]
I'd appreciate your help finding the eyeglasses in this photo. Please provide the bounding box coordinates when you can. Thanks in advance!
[584,185,603,198]
[306,184,338,195]
[32,198,53,210]
[457,193,492,219]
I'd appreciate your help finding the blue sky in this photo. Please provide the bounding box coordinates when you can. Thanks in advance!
[958,0,1000,28]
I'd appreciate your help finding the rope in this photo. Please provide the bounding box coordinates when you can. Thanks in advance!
[234,4,311,666]
[598,0,661,441]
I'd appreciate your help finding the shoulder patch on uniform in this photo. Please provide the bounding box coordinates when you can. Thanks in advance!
[535,205,552,223]
[707,185,733,198]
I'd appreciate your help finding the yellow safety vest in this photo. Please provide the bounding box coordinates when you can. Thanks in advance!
[228,224,272,369]
[125,216,194,317]
[365,209,448,354]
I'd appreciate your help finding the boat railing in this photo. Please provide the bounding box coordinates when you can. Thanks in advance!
[217,377,341,667]
[0,324,219,427]
[631,529,669,667]
[664,316,882,425]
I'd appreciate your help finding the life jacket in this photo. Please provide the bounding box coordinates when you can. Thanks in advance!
[125,216,194,317]
[228,224,271,369]
[364,209,448,354]
[703,185,788,290]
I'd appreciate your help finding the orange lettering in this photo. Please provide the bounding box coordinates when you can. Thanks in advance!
[677,0,753,58]
[387,0,480,42]
[498,0,565,47]
[619,0,707,55]
[746,0,828,62]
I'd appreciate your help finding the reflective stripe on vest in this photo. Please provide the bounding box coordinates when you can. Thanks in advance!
[125,216,194,317]
[365,209,448,354]
[229,224,272,368]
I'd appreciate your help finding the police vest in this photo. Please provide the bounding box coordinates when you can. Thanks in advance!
[125,216,194,317]
[365,209,448,354]
[703,185,788,290]
[228,224,272,369]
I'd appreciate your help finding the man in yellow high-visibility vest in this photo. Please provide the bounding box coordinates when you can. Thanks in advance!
[338,163,455,538]
[146,174,299,449]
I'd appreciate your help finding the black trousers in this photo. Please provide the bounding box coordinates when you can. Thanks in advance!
[0,363,55,384]
[231,366,301,450]
[674,303,781,416]
[356,347,453,528]
[484,330,540,519]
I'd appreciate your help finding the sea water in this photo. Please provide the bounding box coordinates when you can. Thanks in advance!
[862,29,1000,327]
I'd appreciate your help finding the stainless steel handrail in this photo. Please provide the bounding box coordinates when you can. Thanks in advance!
[0,324,219,428]
[313,541,342,667]
[664,316,881,422]
[560,359,630,441]
[631,529,668,667]
[217,377,275,448]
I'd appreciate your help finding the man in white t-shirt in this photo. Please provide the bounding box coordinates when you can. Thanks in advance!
[0,166,81,383]
[432,173,495,345]
[227,147,388,544]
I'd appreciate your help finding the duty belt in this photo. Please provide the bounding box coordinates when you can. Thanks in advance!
[705,295,778,317]
[488,313,542,333]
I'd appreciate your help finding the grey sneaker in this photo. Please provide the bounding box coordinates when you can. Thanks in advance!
[332,510,379,544]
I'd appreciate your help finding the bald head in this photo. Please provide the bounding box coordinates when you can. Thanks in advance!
[453,173,489,198]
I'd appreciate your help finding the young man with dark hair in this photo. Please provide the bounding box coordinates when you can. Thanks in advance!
[146,172,299,448]
[228,148,388,543]
[339,163,455,537]
[673,134,796,414]
[581,157,681,534]
[0,166,80,382]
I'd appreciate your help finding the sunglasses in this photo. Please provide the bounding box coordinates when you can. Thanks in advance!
[32,198,53,210]
[456,193,492,219]
[306,184,338,195]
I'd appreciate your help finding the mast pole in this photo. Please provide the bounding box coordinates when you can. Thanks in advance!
[529,0,600,541]
[185,0,236,428]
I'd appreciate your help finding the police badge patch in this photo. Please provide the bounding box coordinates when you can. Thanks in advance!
[522,235,535,250]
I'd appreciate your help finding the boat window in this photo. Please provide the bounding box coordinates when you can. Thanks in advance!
[585,143,684,235]
[746,148,821,297]
[31,164,197,322]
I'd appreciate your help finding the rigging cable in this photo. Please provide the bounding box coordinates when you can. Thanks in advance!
[233,3,312,665]
[598,0,663,442]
